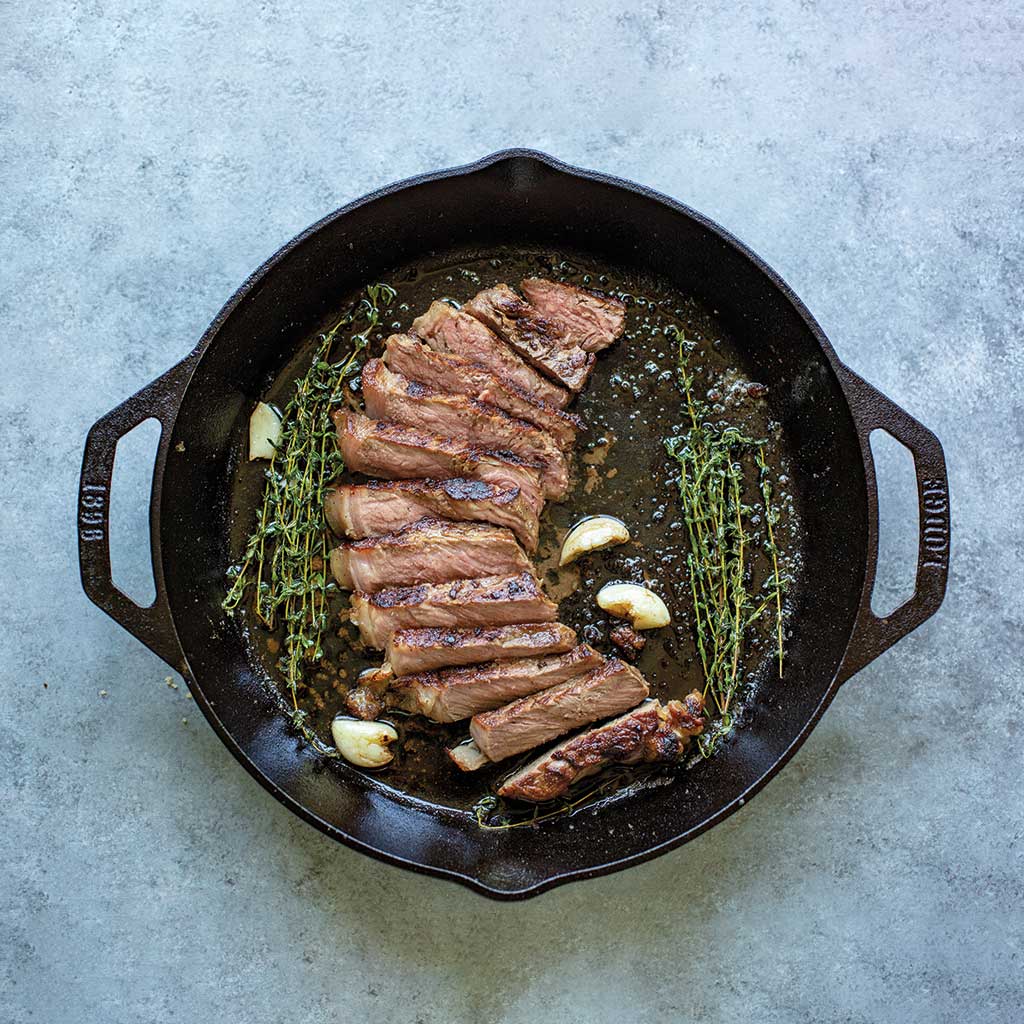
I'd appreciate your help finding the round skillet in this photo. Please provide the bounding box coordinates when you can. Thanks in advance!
[77,150,950,899]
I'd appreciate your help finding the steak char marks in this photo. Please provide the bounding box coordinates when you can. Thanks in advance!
[326,478,540,552]
[466,658,650,764]
[361,359,569,500]
[388,644,604,722]
[383,334,582,449]
[334,411,545,515]
[498,694,706,803]
[348,572,557,649]
[412,301,570,410]
[465,284,596,393]
[519,278,626,353]
[329,518,531,593]
[385,622,577,676]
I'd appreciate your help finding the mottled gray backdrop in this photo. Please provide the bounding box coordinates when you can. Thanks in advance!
[2,2,1021,1022]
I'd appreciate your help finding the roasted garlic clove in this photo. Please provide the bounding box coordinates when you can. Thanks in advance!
[331,717,398,768]
[559,515,630,566]
[248,402,282,461]
[596,582,671,630]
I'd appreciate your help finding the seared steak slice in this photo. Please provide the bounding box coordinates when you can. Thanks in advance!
[389,644,604,722]
[412,301,570,410]
[349,572,557,649]
[325,478,540,552]
[464,284,595,393]
[519,278,626,353]
[386,621,577,676]
[467,658,650,764]
[330,518,531,593]
[498,694,705,802]
[383,334,583,449]
[334,411,544,515]
[361,360,570,500]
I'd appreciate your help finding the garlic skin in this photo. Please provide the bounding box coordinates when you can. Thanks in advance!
[331,717,398,768]
[596,582,671,630]
[248,402,282,461]
[559,516,630,566]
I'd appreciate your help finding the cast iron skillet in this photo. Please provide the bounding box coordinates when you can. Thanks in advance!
[77,151,950,898]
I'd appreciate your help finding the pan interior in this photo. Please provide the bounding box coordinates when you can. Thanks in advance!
[157,157,867,891]
[222,249,805,812]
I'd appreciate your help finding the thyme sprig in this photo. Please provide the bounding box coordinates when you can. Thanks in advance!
[663,330,788,756]
[223,284,396,711]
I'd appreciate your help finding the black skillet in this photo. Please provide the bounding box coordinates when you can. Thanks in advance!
[77,151,950,898]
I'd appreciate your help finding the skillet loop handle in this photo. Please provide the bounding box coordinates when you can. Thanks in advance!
[78,355,198,670]
[835,366,950,683]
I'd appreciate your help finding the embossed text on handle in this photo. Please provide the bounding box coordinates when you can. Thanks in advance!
[920,478,949,570]
[79,483,107,542]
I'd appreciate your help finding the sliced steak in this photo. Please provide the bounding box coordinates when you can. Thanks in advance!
[467,658,650,764]
[361,359,570,500]
[386,621,577,676]
[334,411,544,515]
[411,301,570,409]
[498,694,705,802]
[519,278,626,353]
[389,644,604,722]
[464,284,595,393]
[325,478,540,552]
[383,334,583,449]
[348,572,557,649]
[330,518,532,593]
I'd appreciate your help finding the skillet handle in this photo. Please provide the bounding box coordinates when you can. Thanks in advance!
[78,354,199,670]
[835,366,950,683]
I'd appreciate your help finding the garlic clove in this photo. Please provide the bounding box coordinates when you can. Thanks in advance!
[331,717,398,768]
[248,402,282,461]
[596,582,671,630]
[559,515,631,566]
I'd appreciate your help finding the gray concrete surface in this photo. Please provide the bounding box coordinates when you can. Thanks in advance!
[2,2,1021,1022]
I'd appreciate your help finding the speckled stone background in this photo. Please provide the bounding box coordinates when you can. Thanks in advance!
[3,2,1021,1022]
